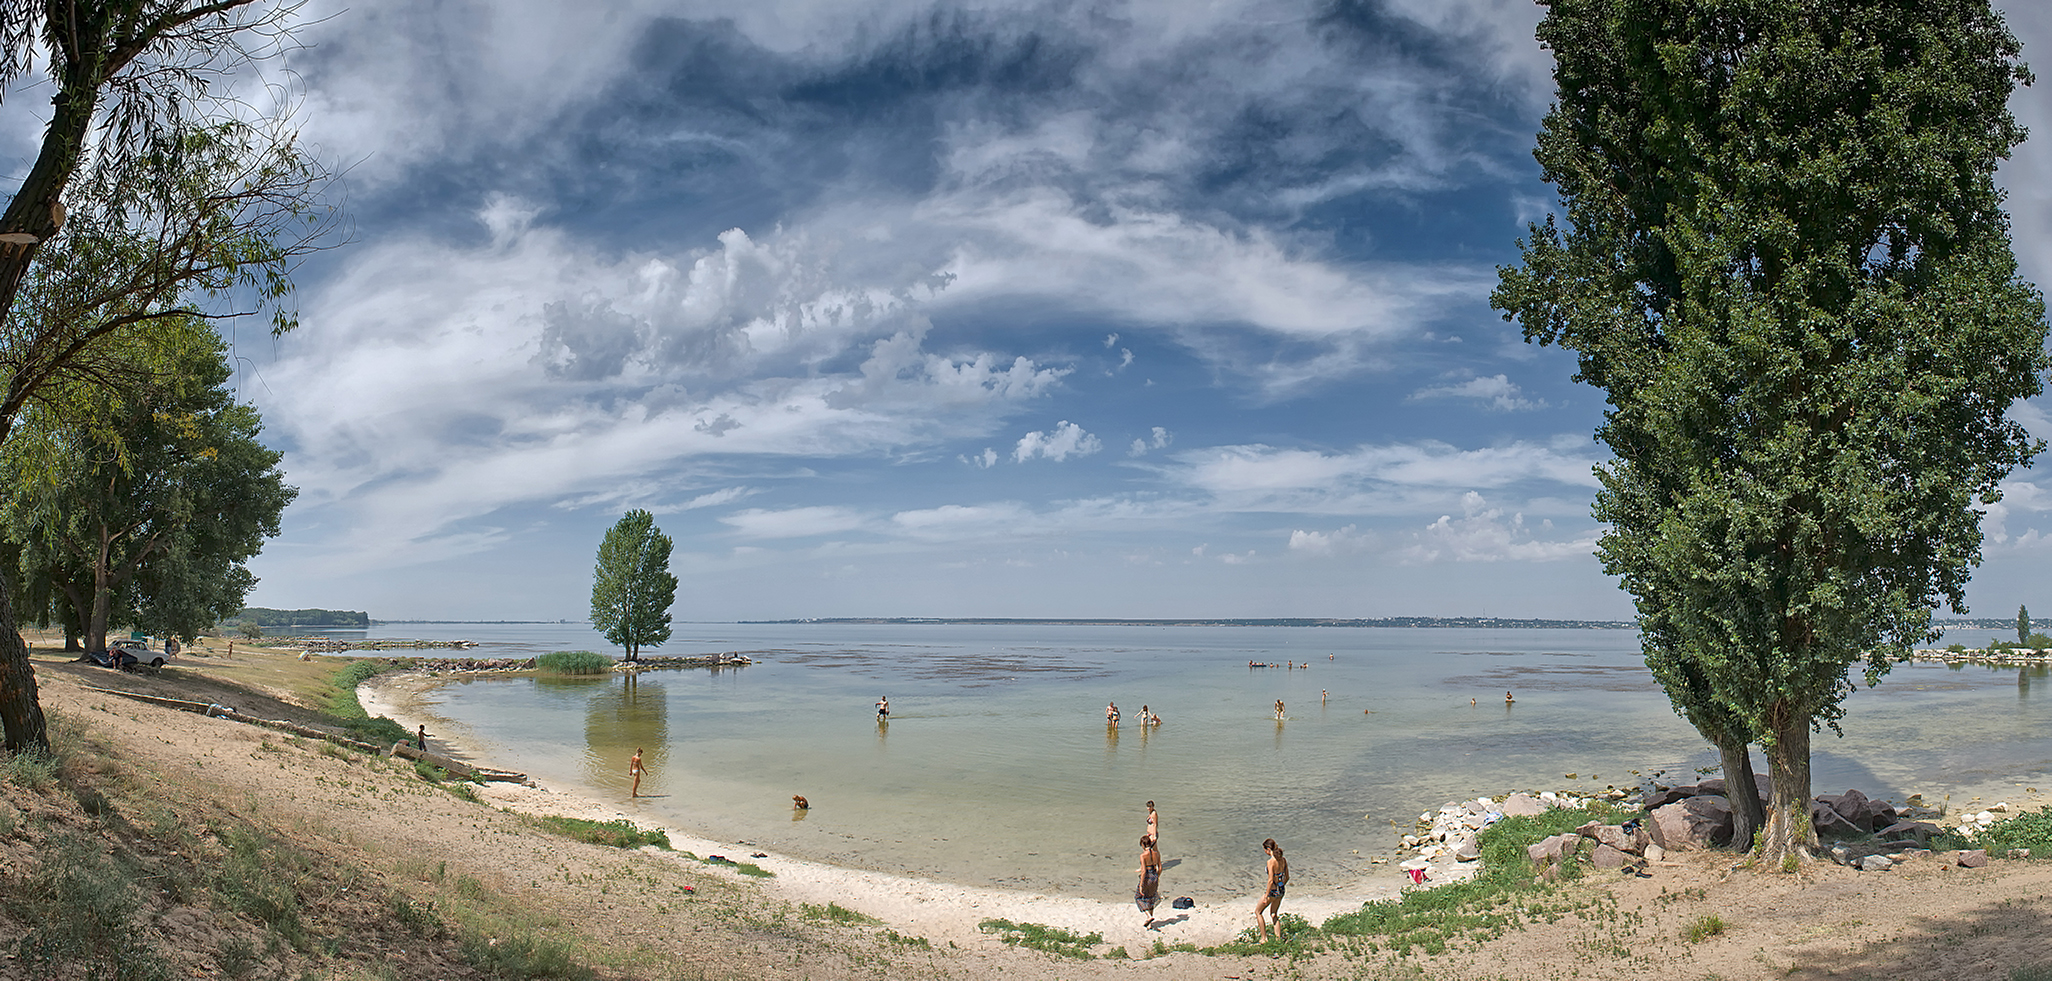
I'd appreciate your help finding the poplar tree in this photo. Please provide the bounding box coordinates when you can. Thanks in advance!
[589,510,677,663]
[1495,0,2047,863]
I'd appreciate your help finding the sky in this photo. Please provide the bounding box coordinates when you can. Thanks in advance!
[24,0,2052,622]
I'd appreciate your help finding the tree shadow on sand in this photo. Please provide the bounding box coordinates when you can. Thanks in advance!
[1779,888,2051,981]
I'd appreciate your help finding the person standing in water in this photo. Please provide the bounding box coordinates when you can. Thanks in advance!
[1274,699,1285,721]
[1135,834,1163,927]
[876,695,890,720]
[629,748,645,798]
[1145,800,1159,845]
[1255,838,1289,941]
[1505,691,1515,705]
[1107,701,1121,725]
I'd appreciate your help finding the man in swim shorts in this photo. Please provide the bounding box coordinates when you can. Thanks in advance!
[877,695,890,720]
[1255,838,1289,941]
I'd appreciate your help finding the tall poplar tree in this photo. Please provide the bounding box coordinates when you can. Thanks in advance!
[1495,0,2048,863]
[589,510,677,663]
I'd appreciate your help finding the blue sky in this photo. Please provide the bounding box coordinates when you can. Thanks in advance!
[61,1,2052,621]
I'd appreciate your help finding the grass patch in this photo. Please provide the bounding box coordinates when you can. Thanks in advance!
[979,918,1102,959]
[802,902,878,925]
[1316,801,1634,956]
[319,660,413,745]
[1978,807,2052,857]
[1,746,61,788]
[528,814,673,850]
[1683,914,1727,942]
[2012,966,2052,981]
[880,928,931,949]
[535,650,612,675]
[698,853,772,877]
[211,824,315,948]
[458,928,594,980]
[8,833,174,980]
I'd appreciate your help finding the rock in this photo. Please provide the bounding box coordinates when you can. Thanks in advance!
[2006,848,2032,860]
[1826,788,1871,827]
[1877,820,1941,844]
[1453,836,1481,862]
[1501,793,1545,817]
[1957,849,1988,869]
[1641,785,1698,810]
[1829,844,1853,866]
[1527,841,1554,865]
[1811,801,1862,839]
[1857,854,1895,872]
[1990,802,2009,813]
[1644,843,1665,862]
[1578,822,1640,855]
[1650,796,1734,851]
[1590,843,1628,869]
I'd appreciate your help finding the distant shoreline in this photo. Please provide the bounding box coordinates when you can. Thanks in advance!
[738,616,1639,628]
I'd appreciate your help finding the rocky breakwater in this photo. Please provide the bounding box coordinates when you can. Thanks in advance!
[1636,778,2000,871]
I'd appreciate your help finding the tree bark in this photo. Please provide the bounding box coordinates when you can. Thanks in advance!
[1758,713,1816,866]
[1717,739,1766,854]
[0,569,49,753]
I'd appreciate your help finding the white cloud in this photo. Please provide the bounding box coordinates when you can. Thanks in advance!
[720,506,870,539]
[1164,438,1601,514]
[1401,492,1600,563]
[1287,524,1373,555]
[1014,421,1103,463]
[1407,373,1543,411]
[1127,426,1174,457]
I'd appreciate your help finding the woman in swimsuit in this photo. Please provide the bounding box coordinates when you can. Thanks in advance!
[629,748,645,798]
[1136,834,1162,927]
[1145,800,1159,845]
[1255,837,1289,941]
[1274,699,1285,721]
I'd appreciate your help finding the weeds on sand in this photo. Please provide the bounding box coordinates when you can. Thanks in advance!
[321,660,413,746]
[978,919,1102,959]
[879,929,931,949]
[1977,807,2052,858]
[2012,965,2052,981]
[1685,914,1728,942]
[7,833,173,980]
[536,650,612,675]
[801,902,878,925]
[1,746,60,788]
[458,928,594,980]
[696,852,773,877]
[529,814,674,850]
[1317,802,1631,956]
[211,824,316,948]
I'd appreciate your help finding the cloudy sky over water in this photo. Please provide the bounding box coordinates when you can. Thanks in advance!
[162,1,2052,620]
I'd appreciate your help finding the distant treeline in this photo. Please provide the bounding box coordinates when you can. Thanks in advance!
[232,608,370,627]
[744,616,1636,629]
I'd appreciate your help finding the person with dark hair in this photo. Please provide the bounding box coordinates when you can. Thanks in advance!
[1135,834,1162,927]
[629,747,645,798]
[876,695,890,720]
[1145,800,1159,845]
[1255,838,1289,941]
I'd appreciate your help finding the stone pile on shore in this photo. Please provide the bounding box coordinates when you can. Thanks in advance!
[1401,790,1614,883]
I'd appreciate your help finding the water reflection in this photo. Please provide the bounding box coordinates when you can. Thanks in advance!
[581,673,669,796]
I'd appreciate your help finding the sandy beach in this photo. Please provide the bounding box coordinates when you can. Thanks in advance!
[359,670,1400,949]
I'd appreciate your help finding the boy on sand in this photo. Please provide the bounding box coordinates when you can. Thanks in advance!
[629,748,645,798]
[1255,838,1289,941]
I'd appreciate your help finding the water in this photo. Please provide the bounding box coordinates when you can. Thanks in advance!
[328,622,2051,901]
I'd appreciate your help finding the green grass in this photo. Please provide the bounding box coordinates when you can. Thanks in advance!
[1684,914,1727,942]
[528,814,673,850]
[978,919,1103,959]
[536,650,613,675]
[322,660,413,745]
[1314,801,1634,956]
[2011,965,2052,981]
[1,745,61,788]
[697,853,773,877]
[1978,807,2052,857]
[9,834,174,980]
[801,902,878,925]
[458,928,594,980]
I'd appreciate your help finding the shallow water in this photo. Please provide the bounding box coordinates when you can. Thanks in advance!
[341,623,2051,902]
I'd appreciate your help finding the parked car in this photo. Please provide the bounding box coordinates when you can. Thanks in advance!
[110,638,169,670]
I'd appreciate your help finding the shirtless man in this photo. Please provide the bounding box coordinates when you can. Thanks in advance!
[1107,701,1120,725]
[877,695,890,720]
[629,747,645,798]
[1255,838,1290,941]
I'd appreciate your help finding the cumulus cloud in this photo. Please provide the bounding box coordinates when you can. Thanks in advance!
[1287,524,1374,555]
[1128,426,1173,457]
[1407,373,1543,411]
[1014,421,1103,462]
[1401,492,1599,563]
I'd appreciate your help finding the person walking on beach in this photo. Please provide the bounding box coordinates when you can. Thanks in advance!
[1136,834,1163,927]
[1255,838,1289,941]
[1274,699,1285,721]
[876,695,890,720]
[629,747,645,798]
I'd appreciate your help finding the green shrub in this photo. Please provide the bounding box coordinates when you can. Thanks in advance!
[536,650,612,675]
[529,815,672,850]
[1,746,60,788]
[1684,914,1727,942]
[978,919,1102,959]
[1978,807,2052,856]
[324,661,412,745]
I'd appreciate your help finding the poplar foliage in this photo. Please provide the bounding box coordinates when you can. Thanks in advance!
[589,510,677,662]
[1494,0,2049,861]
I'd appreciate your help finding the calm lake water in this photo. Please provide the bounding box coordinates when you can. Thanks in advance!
[324,622,2051,900]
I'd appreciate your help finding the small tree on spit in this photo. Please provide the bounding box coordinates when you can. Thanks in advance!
[589,510,676,663]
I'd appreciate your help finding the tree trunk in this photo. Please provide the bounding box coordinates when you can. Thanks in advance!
[1717,739,1766,853]
[0,569,50,753]
[1758,715,1816,867]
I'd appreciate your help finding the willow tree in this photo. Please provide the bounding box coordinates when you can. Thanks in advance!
[0,1,331,752]
[590,510,677,663]
[1495,0,2048,863]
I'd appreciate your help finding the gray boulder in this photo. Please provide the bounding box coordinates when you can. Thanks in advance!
[1856,854,1895,872]
[1501,792,1545,817]
[1811,801,1863,838]
[1589,843,1628,869]
[1453,836,1482,862]
[1877,820,1940,844]
[1956,849,1988,868]
[1649,796,1734,851]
